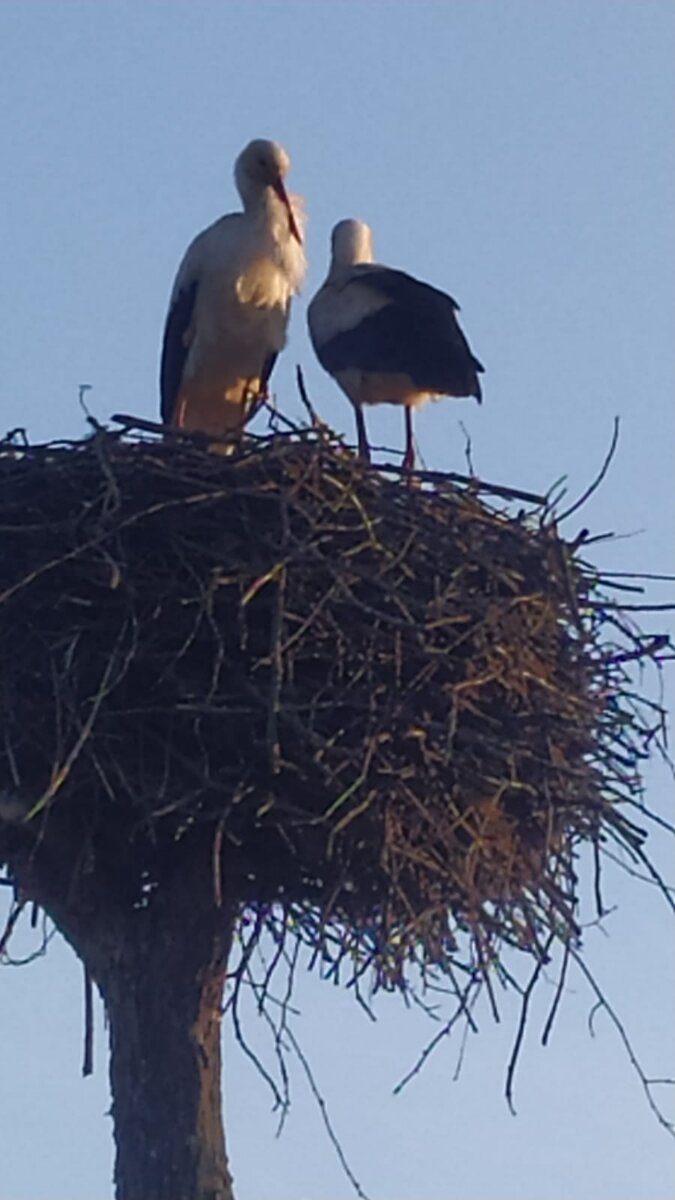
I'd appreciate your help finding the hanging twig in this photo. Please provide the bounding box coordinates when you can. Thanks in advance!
[571,947,675,1137]
[0,899,25,959]
[505,937,554,1114]
[82,965,94,1077]
[284,1023,373,1200]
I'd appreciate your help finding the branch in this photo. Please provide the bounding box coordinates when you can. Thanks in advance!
[571,947,675,1136]
[558,417,620,522]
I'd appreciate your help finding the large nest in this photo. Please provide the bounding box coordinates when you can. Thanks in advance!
[0,423,670,989]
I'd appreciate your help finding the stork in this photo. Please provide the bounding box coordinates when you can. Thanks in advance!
[160,139,306,439]
[307,219,483,470]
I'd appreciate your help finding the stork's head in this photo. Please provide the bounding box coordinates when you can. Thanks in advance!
[235,139,302,243]
[331,219,375,268]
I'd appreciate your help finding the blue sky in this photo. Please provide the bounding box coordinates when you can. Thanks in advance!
[0,3,673,1199]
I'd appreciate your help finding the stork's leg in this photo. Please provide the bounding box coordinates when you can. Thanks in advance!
[353,403,371,463]
[402,406,416,472]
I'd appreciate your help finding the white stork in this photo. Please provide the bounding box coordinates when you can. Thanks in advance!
[160,139,306,438]
[307,219,483,470]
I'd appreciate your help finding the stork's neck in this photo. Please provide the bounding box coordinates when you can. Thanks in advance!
[330,220,375,271]
[246,186,287,233]
[241,188,306,292]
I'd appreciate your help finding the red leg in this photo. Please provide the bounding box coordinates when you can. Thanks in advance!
[402,406,415,472]
[353,404,371,463]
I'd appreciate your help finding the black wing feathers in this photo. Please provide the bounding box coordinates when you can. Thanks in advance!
[356,266,462,322]
[321,266,483,401]
[160,280,198,424]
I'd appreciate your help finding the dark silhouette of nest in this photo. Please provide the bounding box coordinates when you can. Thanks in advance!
[0,420,670,993]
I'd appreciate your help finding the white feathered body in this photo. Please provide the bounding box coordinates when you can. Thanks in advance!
[163,189,306,434]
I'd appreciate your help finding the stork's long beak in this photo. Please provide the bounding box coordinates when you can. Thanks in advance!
[273,178,303,244]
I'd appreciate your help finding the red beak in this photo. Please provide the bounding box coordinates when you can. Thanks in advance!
[273,178,302,244]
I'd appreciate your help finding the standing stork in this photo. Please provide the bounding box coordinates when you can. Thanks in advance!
[307,219,483,470]
[160,139,305,438]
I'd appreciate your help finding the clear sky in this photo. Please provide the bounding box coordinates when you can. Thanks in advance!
[0,3,673,1199]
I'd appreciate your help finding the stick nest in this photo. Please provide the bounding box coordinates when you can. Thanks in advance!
[0,424,670,988]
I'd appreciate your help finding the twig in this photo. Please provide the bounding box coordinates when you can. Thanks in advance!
[558,417,620,522]
[365,459,547,505]
[295,365,325,433]
[284,1023,373,1200]
[541,943,571,1047]
[505,937,554,1114]
[0,899,25,958]
[82,965,94,1077]
[602,571,675,583]
[571,947,675,1136]
[110,412,230,447]
[25,620,132,819]
[459,420,475,476]
[393,980,480,1095]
